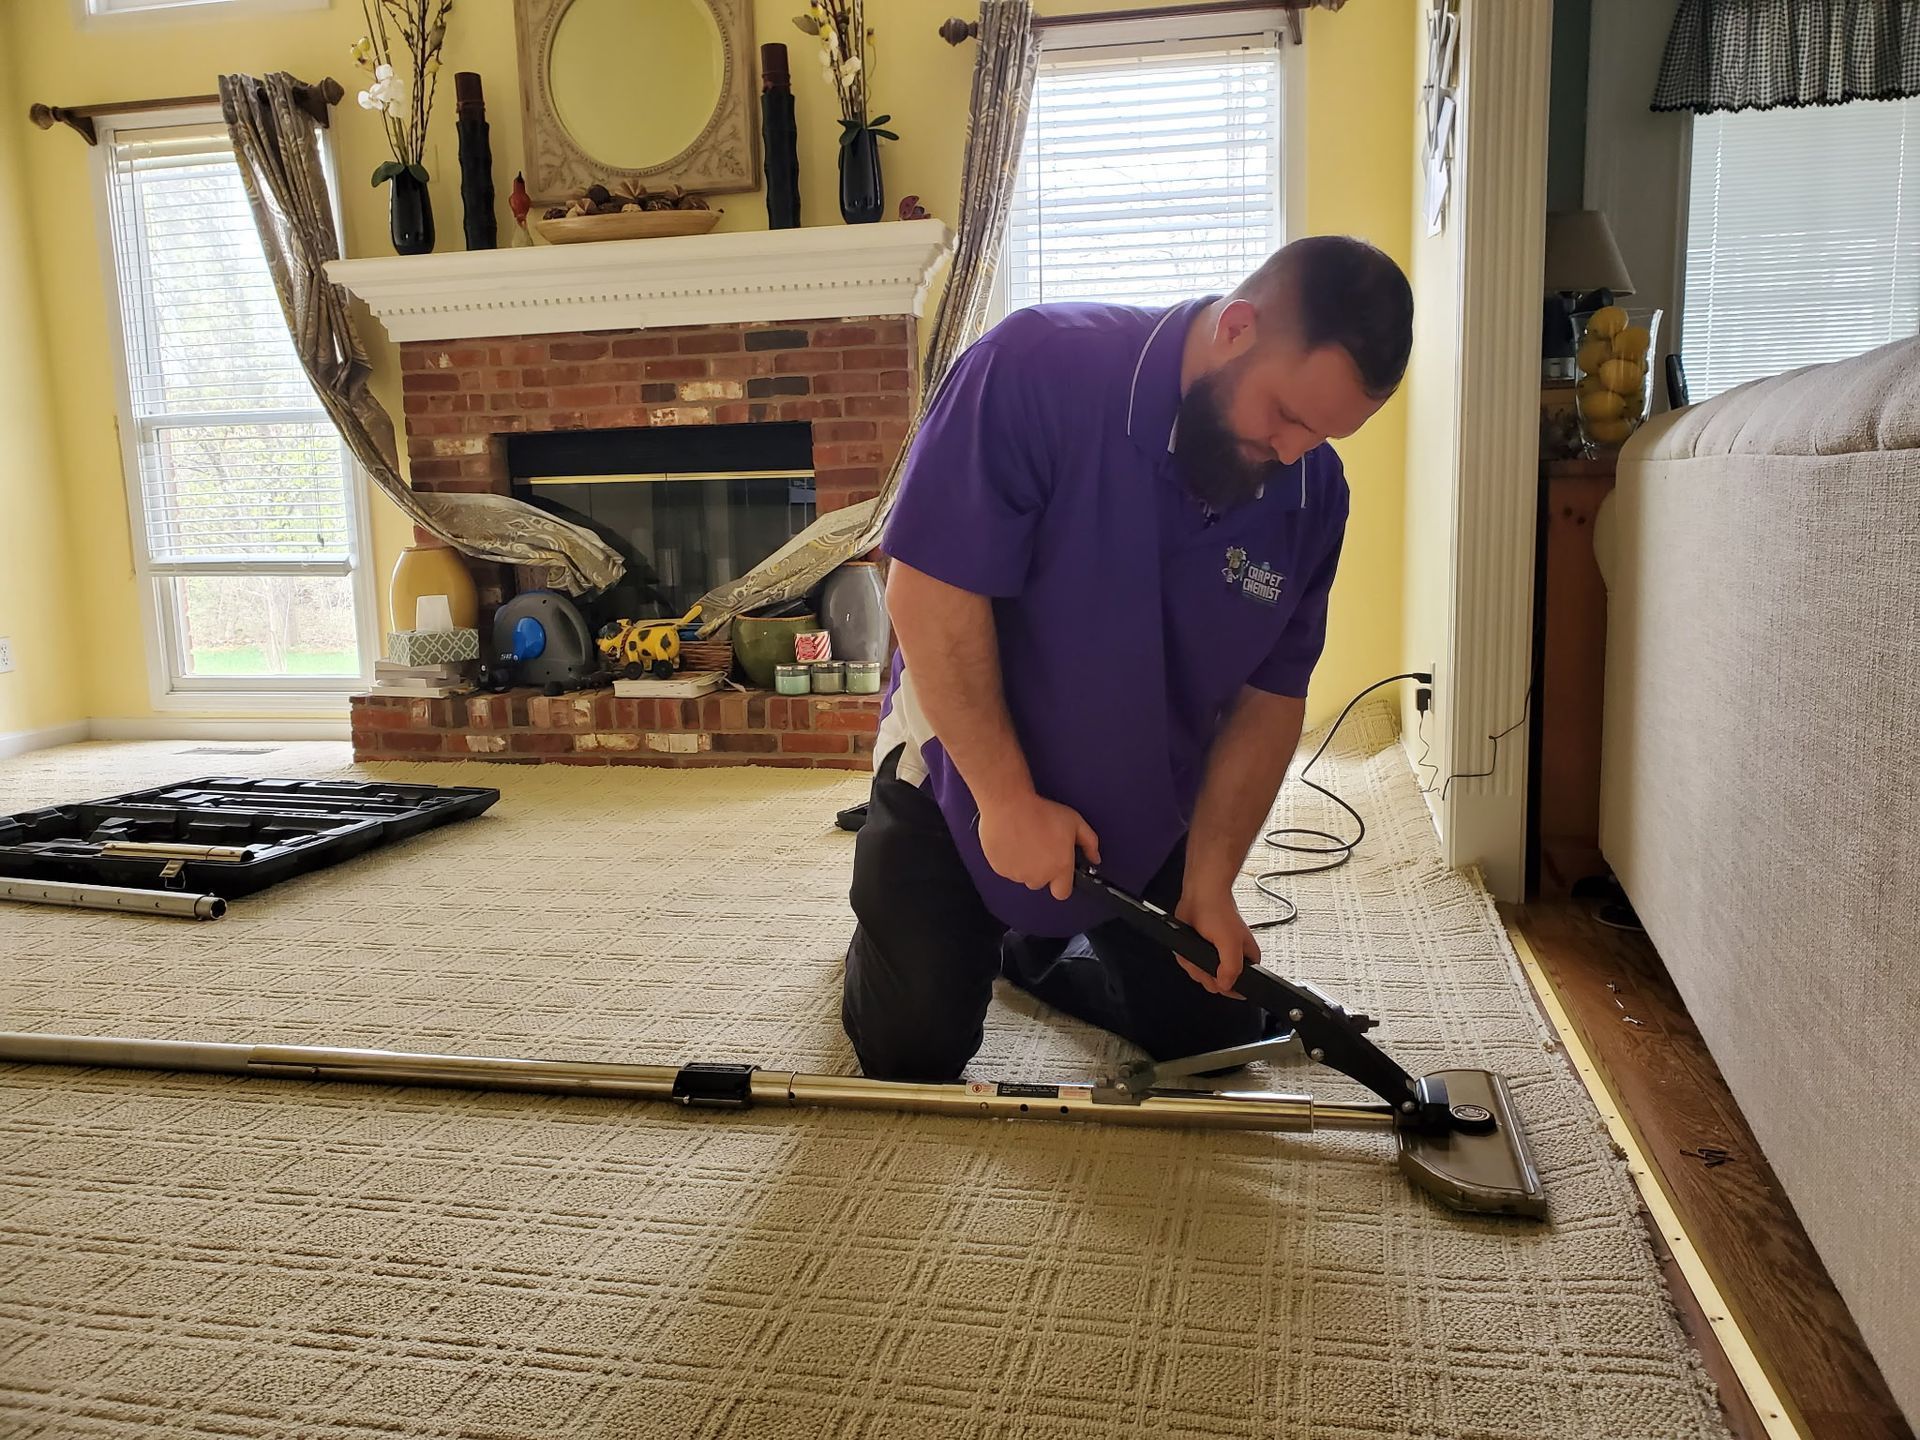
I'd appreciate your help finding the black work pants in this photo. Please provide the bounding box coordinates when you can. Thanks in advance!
[842,748,1265,1083]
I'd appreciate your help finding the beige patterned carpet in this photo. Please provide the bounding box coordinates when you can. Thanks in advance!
[0,710,1730,1439]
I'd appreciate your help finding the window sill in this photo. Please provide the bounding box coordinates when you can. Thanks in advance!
[149,686,362,716]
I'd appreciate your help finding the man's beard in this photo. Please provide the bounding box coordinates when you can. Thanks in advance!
[1172,357,1274,512]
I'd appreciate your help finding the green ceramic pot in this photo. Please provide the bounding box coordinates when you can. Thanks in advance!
[733,612,818,690]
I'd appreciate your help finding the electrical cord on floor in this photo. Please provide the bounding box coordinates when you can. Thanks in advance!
[1246,671,1430,931]
[1244,672,1533,929]
[1412,709,1440,793]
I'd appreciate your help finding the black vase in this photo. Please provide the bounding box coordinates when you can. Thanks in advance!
[839,127,883,225]
[389,171,435,256]
[761,43,801,230]
[454,72,497,251]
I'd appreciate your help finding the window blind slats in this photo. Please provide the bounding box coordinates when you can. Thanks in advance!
[1006,48,1284,311]
[1684,98,1920,401]
[105,122,351,566]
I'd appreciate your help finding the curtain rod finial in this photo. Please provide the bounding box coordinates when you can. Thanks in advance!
[938,16,978,45]
[28,103,97,145]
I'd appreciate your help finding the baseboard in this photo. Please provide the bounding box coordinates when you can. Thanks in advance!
[86,717,352,742]
[0,721,93,761]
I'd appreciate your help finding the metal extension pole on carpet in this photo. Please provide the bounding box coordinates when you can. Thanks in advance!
[0,864,1547,1221]
[0,877,226,920]
[0,1031,1540,1219]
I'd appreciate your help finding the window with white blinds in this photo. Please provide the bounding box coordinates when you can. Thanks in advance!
[1683,97,1920,402]
[1004,44,1285,311]
[100,116,368,693]
[105,123,353,568]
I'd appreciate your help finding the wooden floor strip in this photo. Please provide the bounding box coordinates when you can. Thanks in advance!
[1506,918,1800,1440]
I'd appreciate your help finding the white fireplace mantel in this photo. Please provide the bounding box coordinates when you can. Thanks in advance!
[325,219,954,344]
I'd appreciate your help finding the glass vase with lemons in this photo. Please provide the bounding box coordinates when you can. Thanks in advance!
[1573,306,1661,454]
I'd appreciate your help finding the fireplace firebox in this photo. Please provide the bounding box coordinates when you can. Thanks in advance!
[508,423,816,629]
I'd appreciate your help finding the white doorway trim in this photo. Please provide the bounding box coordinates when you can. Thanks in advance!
[1434,1,1553,900]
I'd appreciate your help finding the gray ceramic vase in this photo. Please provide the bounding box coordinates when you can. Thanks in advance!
[819,561,889,663]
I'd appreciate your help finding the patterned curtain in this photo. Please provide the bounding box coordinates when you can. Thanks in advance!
[1653,0,1920,113]
[689,0,1043,636]
[216,72,624,595]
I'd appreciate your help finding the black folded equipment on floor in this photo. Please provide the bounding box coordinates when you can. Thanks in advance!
[0,777,498,902]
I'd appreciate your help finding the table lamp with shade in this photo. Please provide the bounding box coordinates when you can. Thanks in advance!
[1542,209,1635,379]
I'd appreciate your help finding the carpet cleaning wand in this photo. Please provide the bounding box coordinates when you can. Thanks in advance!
[1069,863,1545,1217]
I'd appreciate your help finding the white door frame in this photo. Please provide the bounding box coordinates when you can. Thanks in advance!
[1432,1,1554,900]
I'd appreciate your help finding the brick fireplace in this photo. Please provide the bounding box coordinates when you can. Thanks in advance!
[326,222,953,768]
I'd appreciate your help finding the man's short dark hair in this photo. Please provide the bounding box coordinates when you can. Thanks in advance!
[1236,235,1415,398]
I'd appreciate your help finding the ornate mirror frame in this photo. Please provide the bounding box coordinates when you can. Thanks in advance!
[514,0,761,204]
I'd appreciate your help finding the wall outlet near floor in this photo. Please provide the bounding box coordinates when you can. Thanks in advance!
[0,637,12,674]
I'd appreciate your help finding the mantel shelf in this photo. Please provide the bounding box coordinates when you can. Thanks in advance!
[326,220,954,343]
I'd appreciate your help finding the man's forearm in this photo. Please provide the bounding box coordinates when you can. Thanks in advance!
[1183,688,1306,900]
[886,560,1034,810]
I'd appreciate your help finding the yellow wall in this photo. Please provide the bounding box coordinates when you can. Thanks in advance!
[12,0,1410,727]
[0,34,84,740]
[1297,5,1414,724]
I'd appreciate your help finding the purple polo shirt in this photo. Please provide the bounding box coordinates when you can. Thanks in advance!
[878,300,1349,936]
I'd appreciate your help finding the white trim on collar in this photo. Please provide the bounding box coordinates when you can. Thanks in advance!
[1125,305,1185,445]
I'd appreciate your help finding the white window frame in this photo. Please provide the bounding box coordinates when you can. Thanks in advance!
[91,104,379,713]
[76,0,328,29]
[986,8,1307,325]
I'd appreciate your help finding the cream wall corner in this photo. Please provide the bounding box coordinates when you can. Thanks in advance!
[0,25,85,744]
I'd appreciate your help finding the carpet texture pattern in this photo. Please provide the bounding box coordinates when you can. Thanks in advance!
[0,712,1731,1439]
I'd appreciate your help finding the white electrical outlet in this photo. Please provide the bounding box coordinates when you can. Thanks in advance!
[0,637,12,674]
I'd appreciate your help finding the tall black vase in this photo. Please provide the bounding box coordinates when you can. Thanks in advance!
[761,43,801,230]
[454,71,497,251]
[839,127,883,225]
[389,171,435,255]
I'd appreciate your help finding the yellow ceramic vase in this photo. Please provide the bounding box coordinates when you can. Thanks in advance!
[389,535,479,632]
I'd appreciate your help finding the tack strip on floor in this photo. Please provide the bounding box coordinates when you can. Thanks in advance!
[1505,920,1803,1440]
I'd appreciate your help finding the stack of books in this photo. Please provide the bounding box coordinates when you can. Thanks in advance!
[611,670,726,699]
[370,659,476,698]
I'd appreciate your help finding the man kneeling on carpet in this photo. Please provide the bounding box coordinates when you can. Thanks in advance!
[843,236,1414,1083]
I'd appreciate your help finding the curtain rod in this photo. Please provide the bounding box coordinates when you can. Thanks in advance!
[939,1,1308,45]
[28,76,343,146]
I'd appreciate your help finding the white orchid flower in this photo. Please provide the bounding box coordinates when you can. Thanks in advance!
[357,90,376,109]
[375,63,393,82]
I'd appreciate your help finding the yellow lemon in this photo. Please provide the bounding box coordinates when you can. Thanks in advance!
[1576,336,1614,375]
[1576,374,1607,402]
[1585,416,1634,447]
[1618,389,1646,420]
[1599,357,1645,395]
[1586,305,1628,340]
[1580,388,1626,422]
[1613,324,1652,362]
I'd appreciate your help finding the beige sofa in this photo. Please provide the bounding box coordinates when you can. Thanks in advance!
[1594,335,1919,1424]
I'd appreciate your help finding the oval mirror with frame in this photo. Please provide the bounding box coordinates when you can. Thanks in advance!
[515,0,760,206]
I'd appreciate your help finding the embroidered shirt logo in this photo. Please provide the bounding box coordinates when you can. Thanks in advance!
[1222,546,1248,585]
[1240,559,1285,605]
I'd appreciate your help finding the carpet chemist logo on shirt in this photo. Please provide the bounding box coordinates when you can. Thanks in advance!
[1224,546,1284,605]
